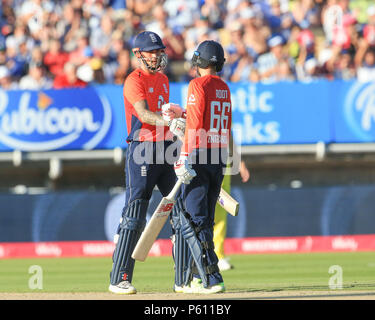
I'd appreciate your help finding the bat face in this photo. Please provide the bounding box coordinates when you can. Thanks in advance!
[132,179,183,262]
[132,198,175,261]
[154,199,175,218]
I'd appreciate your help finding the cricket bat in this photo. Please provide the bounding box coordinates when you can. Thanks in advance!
[132,178,183,262]
[218,188,239,216]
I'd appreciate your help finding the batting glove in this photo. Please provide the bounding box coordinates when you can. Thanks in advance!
[161,103,186,121]
[168,117,186,140]
[174,152,196,184]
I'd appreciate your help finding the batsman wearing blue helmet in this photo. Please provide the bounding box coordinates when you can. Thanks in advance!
[108,31,186,294]
[171,40,231,294]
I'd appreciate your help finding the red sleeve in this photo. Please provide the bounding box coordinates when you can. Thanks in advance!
[182,79,205,154]
[124,74,146,105]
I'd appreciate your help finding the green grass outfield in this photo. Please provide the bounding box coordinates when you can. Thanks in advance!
[1,252,375,293]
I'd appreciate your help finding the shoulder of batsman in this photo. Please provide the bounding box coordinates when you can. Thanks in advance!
[158,71,169,81]
[189,76,204,88]
[123,69,138,83]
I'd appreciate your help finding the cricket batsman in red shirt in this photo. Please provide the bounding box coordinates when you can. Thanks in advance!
[172,40,232,293]
[109,31,186,294]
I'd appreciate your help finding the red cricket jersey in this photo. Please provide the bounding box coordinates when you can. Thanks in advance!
[182,75,231,154]
[123,68,172,142]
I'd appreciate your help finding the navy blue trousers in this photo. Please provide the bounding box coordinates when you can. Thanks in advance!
[124,140,177,203]
[110,140,177,284]
[179,148,227,286]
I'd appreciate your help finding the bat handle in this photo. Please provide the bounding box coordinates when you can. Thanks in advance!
[167,178,183,200]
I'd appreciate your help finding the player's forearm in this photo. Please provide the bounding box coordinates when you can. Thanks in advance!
[138,109,168,126]
[134,99,168,126]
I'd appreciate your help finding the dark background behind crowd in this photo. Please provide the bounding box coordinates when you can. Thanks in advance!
[0,0,374,90]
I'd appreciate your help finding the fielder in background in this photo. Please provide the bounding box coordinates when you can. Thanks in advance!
[108,31,185,294]
[215,156,250,271]
[172,40,232,293]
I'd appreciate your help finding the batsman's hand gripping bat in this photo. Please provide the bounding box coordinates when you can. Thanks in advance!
[132,178,183,262]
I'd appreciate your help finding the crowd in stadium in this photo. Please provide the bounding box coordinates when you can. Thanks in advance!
[0,0,374,90]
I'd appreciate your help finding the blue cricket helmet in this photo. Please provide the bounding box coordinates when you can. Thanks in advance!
[191,40,225,72]
[133,31,166,52]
